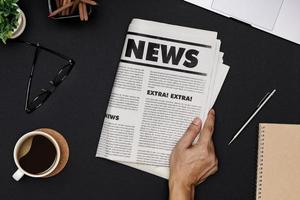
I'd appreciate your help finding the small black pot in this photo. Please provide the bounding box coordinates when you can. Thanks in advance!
[48,0,92,20]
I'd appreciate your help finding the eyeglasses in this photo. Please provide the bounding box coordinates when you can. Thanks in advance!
[19,41,75,113]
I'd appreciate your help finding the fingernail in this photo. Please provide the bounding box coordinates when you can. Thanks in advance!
[192,117,201,126]
[210,109,215,116]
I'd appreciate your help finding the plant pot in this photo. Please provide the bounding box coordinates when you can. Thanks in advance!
[11,9,26,39]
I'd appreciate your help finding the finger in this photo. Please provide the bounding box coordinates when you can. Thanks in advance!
[197,109,215,144]
[177,117,202,149]
[203,165,218,178]
[208,140,215,154]
[197,178,206,185]
[196,165,218,185]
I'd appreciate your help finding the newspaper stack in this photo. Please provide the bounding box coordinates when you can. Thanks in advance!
[96,19,230,179]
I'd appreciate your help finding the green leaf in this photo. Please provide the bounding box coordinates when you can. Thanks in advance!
[0,0,20,44]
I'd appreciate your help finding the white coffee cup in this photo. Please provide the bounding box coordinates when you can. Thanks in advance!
[12,130,61,181]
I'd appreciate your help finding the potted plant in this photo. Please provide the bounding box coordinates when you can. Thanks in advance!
[0,0,26,44]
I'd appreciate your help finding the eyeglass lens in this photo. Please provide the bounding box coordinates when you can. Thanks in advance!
[50,63,73,87]
[26,89,52,112]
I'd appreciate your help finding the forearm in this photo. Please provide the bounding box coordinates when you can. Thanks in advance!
[169,180,195,200]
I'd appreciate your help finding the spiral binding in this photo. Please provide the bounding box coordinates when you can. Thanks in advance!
[256,124,265,199]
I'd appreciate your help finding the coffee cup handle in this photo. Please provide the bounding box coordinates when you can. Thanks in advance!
[12,169,24,181]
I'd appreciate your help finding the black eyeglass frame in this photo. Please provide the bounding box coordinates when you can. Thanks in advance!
[20,41,75,113]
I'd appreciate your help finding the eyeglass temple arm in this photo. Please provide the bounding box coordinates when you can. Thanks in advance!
[25,44,40,112]
[24,41,73,63]
[14,40,74,64]
[40,46,74,64]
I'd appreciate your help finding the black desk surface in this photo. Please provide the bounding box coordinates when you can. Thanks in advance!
[0,0,299,199]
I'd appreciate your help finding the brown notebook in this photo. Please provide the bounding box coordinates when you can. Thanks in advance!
[256,123,300,200]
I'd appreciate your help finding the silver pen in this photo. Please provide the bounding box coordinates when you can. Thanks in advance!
[228,89,277,146]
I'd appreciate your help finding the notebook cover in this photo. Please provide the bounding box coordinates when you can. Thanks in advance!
[256,123,300,200]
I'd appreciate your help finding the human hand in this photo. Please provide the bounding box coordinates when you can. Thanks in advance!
[169,109,218,200]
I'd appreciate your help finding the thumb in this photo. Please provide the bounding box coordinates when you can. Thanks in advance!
[177,117,202,149]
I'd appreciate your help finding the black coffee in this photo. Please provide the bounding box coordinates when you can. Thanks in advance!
[18,135,57,174]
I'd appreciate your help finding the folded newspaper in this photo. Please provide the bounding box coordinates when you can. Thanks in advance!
[96,19,230,179]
